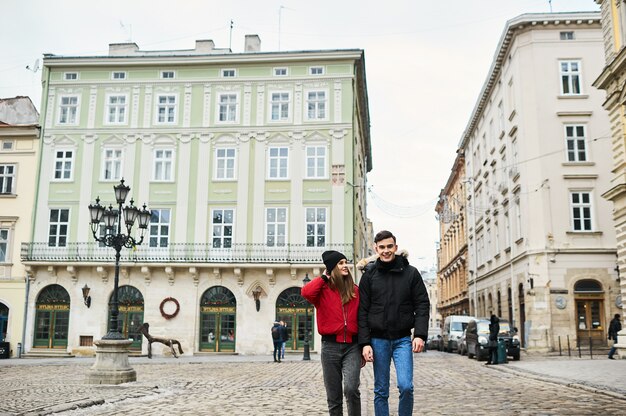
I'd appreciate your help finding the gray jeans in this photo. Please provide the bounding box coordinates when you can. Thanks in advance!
[321,340,362,416]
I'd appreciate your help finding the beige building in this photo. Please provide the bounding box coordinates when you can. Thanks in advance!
[593,0,626,357]
[458,12,617,351]
[0,96,39,357]
[436,151,469,320]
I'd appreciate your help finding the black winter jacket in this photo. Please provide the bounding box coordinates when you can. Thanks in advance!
[358,255,430,345]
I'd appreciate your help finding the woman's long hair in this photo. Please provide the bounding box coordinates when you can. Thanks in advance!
[329,266,357,305]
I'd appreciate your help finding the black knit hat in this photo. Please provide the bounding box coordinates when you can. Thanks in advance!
[322,250,347,272]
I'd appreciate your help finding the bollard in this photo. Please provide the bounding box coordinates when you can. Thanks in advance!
[558,336,562,356]
[567,335,571,357]
[578,339,582,358]
[589,337,593,359]
[17,342,21,358]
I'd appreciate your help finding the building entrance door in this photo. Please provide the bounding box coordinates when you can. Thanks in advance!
[276,287,314,351]
[33,284,70,348]
[199,286,236,352]
[108,285,144,350]
[574,279,605,347]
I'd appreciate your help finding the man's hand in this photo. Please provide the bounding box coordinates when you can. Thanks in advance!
[362,345,374,362]
[412,337,424,353]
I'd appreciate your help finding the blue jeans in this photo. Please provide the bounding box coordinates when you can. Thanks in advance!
[371,336,413,416]
[273,341,282,361]
[321,341,361,416]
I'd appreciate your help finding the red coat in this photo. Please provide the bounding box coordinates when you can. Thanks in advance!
[301,276,360,343]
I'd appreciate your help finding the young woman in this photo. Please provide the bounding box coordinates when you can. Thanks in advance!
[301,250,361,416]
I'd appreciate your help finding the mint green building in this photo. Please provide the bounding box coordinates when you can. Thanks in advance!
[22,36,372,356]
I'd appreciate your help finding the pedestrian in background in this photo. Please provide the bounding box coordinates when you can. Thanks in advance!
[358,230,430,416]
[486,314,500,365]
[279,320,289,360]
[302,250,361,416]
[608,313,622,359]
[271,321,282,363]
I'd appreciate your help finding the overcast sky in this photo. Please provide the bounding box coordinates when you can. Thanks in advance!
[1,0,599,270]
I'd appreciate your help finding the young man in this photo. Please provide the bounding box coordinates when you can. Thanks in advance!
[608,313,622,359]
[358,230,430,416]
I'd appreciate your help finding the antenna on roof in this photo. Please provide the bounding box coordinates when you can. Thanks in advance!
[279,6,285,51]
[548,0,552,13]
[26,58,40,73]
[120,21,132,43]
[229,20,234,51]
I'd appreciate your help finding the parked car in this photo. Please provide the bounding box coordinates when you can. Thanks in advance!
[426,328,442,352]
[465,318,521,361]
[457,329,467,355]
[442,315,475,352]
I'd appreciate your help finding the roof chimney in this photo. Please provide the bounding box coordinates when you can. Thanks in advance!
[244,35,261,52]
[195,40,215,53]
[109,43,140,56]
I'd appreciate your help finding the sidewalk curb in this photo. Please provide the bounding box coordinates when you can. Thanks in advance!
[488,364,626,401]
[21,399,105,416]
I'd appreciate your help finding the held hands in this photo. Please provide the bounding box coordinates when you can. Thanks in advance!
[412,337,424,353]
[362,345,374,362]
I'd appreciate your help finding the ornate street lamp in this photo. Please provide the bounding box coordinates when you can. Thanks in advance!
[86,179,151,385]
[302,272,311,361]
[88,179,151,340]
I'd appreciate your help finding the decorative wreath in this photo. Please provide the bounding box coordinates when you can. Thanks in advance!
[159,297,180,320]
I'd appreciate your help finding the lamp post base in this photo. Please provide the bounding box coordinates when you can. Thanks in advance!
[86,339,136,385]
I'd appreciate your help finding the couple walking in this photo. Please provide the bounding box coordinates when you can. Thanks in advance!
[301,230,430,416]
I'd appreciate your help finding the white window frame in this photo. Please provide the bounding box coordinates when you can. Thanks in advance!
[64,72,78,81]
[214,147,237,180]
[559,60,582,95]
[210,208,235,248]
[101,148,124,181]
[149,208,171,248]
[221,69,236,78]
[152,148,175,182]
[0,164,16,194]
[48,208,70,247]
[0,228,8,263]
[565,124,587,162]
[305,145,327,179]
[53,149,74,181]
[269,91,291,122]
[570,191,593,231]
[104,94,128,125]
[57,95,80,125]
[560,31,575,40]
[309,66,325,75]
[305,90,328,121]
[273,67,288,76]
[111,71,127,80]
[161,70,175,79]
[216,93,239,123]
[155,94,177,124]
[267,146,289,179]
[265,207,288,247]
[305,207,327,247]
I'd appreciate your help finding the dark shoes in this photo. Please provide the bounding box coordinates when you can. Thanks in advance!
[609,356,615,360]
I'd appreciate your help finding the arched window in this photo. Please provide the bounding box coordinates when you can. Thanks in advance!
[199,286,236,352]
[108,285,144,349]
[574,279,603,293]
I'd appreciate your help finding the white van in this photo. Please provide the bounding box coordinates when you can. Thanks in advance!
[442,315,475,352]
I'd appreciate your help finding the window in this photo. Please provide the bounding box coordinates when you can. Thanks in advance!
[268,147,289,179]
[218,94,238,122]
[560,31,575,40]
[498,101,505,134]
[149,209,170,247]
[48,208,69,247]
[222,69,236,77]
[560,61,581,95]
[0,165,15,194]
[64,72,78,80]
[565,125,587,162]
[306,207,326,247]
[0,229,8,262]
[153,149,174,181]
[305,146,326,178]
[161,71,175,79]
[266,207,287,247]
[309,66,324,75]
[1,141,13,151]
[101,148,123,181]
[156,95,177,123]
[571,191,593,231]
[112,71,127,80]
[106,95,127,124]
[274,67,287,76]
[306,91,327,120]
[270,92,290,121]
[504,210,511,248]
[58,96,78,124]
[215,148,236,180]
[53,150,74,180]
[211,209,234,248]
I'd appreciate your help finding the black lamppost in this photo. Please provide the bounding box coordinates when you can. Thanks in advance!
[88,179,151,340]
[302,272,311,361]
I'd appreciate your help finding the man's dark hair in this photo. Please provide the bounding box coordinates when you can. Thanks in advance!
[616,314,621,320]
[374,230,396,243]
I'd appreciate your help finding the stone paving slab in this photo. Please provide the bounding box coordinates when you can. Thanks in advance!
[0,352,624,415]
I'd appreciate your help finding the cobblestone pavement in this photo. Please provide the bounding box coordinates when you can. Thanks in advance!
[0,351,624,415]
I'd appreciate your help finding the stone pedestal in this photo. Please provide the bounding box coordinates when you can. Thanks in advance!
[613,328,626,359]
[86,339,136,384]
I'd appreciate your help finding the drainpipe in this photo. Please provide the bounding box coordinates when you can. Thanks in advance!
[20,276,30,358]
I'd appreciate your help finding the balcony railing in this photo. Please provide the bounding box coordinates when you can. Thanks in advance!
[21,242,354,264]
